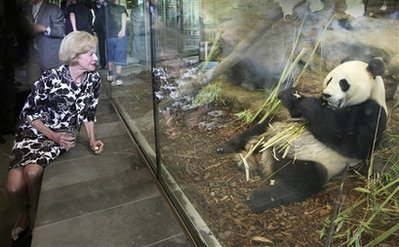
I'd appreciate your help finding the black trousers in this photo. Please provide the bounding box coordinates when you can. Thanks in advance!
[0,68,16,133]
[96,31,107,68]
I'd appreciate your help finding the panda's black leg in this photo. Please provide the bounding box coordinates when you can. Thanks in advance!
[248,159,328,213]
[216,122,269,153]
[249,180,305,212]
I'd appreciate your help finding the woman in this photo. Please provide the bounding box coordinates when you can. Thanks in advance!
[7,31,105,241]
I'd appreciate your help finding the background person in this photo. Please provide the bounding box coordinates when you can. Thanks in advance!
[105,0,128,86]
[93,0,107,69]
[130,0,146,64]
[7,31,104,242]
[65,0,93,34]
[60,0,72,20]
[26,0,65,88]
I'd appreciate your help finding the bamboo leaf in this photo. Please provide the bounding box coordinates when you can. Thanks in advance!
[354,187,372,194]
[365,223,399,247]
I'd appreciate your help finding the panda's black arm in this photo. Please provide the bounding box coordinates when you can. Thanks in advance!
[299,98,387,159]
[278,89,349,148]
[297,97,347,146]
[278,87,303,118]
[216,122,269,153]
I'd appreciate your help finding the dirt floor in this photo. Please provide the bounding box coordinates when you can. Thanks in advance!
[121,70,399,247]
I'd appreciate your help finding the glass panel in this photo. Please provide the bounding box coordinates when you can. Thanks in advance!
[100,0,156,166]
[152,0,399,246]
[106,0,399,246]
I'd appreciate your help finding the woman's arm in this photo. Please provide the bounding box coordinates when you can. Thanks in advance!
[22,70,75,150]
[70,12,77,32]
[83,121,104,154]
[83,74,103,154]
[29,118,75,150]
[118,12,127,37]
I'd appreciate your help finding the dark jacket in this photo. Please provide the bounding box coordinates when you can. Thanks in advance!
[27,0,65,69]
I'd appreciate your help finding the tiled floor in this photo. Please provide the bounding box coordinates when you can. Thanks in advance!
[0,86,191,246]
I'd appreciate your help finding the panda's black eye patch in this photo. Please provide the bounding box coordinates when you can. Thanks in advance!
[339,79,350,92]
[326,77,332,85]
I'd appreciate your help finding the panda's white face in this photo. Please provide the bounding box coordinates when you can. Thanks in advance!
[322,61,383,109]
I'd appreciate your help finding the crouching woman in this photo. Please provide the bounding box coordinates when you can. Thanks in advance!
[7,31,105,241]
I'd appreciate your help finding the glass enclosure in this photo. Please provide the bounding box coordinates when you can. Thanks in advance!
[105,0,399,246]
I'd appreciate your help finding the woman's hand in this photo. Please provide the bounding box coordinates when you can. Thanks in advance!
[117,29,126,38]
[54,132,76,150]
[29,119,75,150]
[32,23,47,33]
[83,121,103,154]
[89,139,104,154]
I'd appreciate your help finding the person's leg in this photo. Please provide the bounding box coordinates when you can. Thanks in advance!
[98,32,107,68]
[22,164,44,229]
[106,38,115,81]
[107,63,114,80]
[113,36,128,84]
[115,65,122,76]
[7,167,29,237]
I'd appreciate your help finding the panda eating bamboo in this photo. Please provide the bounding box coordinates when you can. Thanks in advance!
[217,58,388,213]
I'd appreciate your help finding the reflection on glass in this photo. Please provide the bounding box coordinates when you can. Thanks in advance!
[103,0,155,164]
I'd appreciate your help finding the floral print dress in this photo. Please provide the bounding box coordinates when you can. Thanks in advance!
[9,64,101,169]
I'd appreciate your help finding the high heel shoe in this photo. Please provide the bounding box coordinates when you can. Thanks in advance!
[11,226,30,241]
[11,212,30,241]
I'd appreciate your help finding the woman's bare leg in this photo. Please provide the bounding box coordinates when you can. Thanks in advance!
[7,167,29,231]
[115,65,122,75]
[22,164,44,229]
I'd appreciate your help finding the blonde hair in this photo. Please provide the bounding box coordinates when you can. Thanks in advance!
[59,31,98,64]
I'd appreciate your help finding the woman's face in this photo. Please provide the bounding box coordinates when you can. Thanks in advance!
[77,48,98,71]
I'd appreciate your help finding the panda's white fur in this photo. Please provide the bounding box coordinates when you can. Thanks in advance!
[285,131,360,179]
[237,121,362,187]
[322,60,387,113]
[218,58,388,212]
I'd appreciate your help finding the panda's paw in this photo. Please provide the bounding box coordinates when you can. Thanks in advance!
[216,144,236,154]
[278,88,303,104]
[278,88,303,118]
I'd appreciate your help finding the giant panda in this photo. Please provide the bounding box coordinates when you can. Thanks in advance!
[217,58,388,213]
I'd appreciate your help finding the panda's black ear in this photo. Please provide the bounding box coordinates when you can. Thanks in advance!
[367,57,385,78]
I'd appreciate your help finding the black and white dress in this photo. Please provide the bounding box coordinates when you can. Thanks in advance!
[9,64,101,169]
